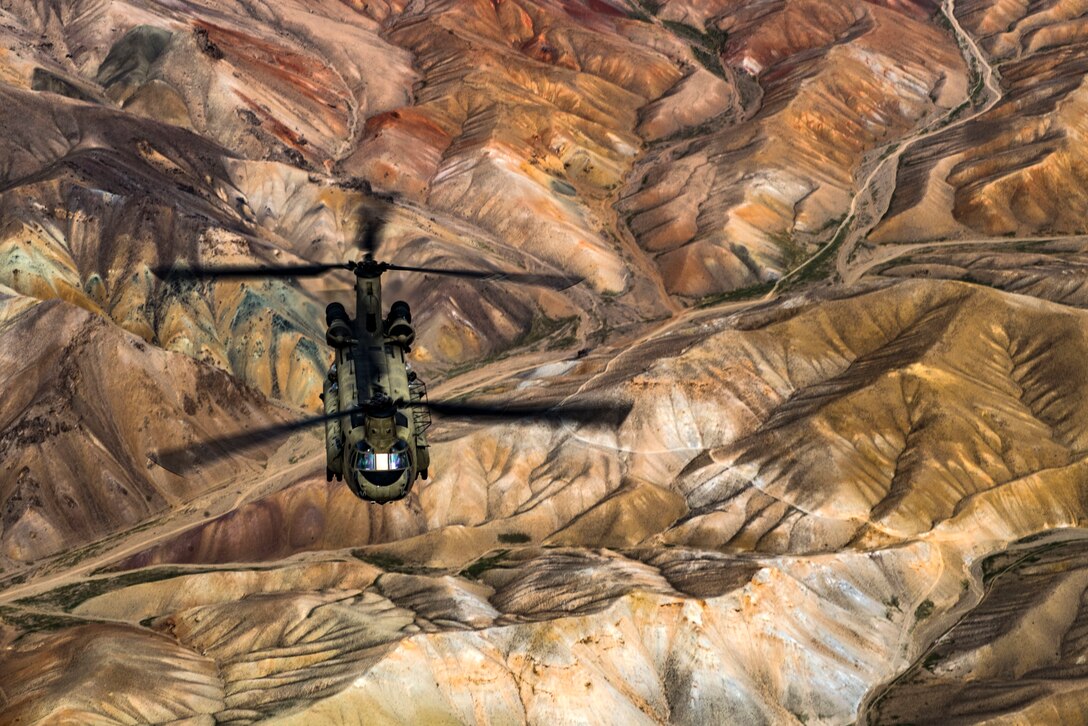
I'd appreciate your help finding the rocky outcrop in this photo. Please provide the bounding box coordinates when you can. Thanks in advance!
[5,1,1088,724]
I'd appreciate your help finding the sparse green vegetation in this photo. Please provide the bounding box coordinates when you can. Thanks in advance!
[691,46,727,79]
[0,605,85,632]
[52,516,162,572]
[545,317,581,351]
[460,549,510,580]
[0,572,28,589]
[769,228,809,270]
[878,142,900,162]
[922,651,943,672]
[523,314,577,349]
[770,213,852,289]
[657,108,736,144]
[626,0,660,21]
[914,599,935,620]
[353,550,406,571]
[696,281,775,309]
[778,214,853,287]
[498,532,532,544]
[659,19,729,79]
[662,20,705,43]
[933,9,988,129]
[16,567,195,612]
[662,20,727,52]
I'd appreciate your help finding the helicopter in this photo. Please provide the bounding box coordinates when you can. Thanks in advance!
[151,206,627,503]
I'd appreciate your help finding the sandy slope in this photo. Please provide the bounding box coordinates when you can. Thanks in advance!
[4,1,1088,724]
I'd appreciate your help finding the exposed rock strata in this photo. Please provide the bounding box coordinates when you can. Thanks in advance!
[873,0,1088,241]
[2,1,1088,724]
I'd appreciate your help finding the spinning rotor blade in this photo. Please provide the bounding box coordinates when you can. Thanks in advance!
[152,261,350,280]
[354,200,391,259]
[410,398,630,427]
[385,263,582,289]
[153,404,367,474]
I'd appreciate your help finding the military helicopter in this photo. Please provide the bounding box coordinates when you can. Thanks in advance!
[151,206,626,503]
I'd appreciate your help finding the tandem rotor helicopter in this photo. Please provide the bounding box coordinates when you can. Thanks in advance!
[152,204,627,503]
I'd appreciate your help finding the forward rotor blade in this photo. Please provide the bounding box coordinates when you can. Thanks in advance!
[410,398,630,427]
[153,405,366,474]
[385,263,582,289]
[151,261,350,280]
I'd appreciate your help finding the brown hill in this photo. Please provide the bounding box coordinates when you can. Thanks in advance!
[4,1,1088,724]
[621,0,966,297]
[8,280,1088,723]
[873,0,1088,242]
[0,291,303,565]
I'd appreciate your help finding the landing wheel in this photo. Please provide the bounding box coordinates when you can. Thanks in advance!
[326,468,333,482]
[420,468,428,480]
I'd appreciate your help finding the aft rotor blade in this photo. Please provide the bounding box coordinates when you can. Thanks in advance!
[153,405,367,474]
[357,205,386,258]
[151,261,350,280]
[385,264,582,290]
[410,399,630,427]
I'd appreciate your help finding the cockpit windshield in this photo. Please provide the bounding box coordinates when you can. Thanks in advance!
[355,440,410,473]
[357,450,410,471]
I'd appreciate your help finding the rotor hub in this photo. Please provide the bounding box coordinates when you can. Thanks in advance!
[367,392,396,416]
[351,257,389,278]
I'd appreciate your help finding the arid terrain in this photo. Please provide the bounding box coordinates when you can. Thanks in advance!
[3,0,1088,723]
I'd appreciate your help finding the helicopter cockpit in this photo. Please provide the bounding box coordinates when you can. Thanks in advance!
[354,440,410,486]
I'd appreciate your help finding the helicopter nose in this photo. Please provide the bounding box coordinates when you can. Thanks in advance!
[356,471,410,504]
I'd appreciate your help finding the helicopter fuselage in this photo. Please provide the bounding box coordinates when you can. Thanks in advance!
[150,227,614,492]
[322,268,430,503]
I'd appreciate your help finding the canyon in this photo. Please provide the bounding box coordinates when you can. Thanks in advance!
[3,0,1088,723]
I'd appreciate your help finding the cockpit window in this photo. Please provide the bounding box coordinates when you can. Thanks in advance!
[357,450,410,471]
[355,440,409,473]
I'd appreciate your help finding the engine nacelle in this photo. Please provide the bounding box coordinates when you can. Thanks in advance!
[385,300,415,350]
[325,302,353,348]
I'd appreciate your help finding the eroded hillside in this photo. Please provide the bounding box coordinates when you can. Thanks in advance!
[4,1,1088,724]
